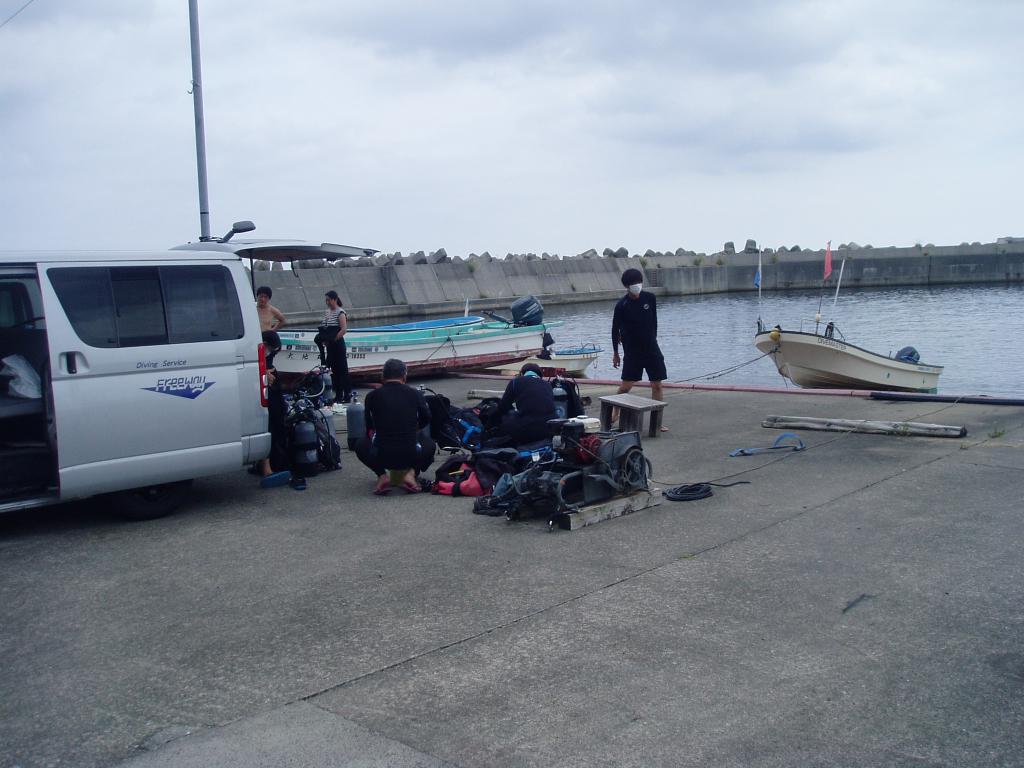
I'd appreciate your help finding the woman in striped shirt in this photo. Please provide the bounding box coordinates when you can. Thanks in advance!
[318,290,352,404]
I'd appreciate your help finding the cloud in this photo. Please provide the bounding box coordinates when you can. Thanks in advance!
[0,0,1021,255]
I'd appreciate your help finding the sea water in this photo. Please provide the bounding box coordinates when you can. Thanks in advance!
[544,284,1024,396]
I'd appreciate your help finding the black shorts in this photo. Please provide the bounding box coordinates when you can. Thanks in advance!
[622,346,667,382]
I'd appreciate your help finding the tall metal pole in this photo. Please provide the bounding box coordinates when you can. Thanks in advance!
[188,0,212,241]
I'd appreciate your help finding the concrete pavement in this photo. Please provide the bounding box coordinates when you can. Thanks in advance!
[2,377,1022,767]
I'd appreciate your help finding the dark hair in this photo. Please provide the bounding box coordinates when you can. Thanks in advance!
[256,286,272,299]
[520,362,542,377]
[262,330,281,349]
[325,290,340,302]
[621,268,643,287]
[382,358,407,381]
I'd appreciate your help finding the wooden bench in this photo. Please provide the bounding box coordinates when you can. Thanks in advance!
[599,393,667,438]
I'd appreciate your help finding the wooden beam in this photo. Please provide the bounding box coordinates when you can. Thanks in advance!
[557,489,663,530]
[762,415,967,438]
[467,389,506,400]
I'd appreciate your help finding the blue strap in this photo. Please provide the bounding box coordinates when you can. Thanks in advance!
[729,432,806,457]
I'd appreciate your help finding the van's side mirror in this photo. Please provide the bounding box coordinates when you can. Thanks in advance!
[219,220,256,243]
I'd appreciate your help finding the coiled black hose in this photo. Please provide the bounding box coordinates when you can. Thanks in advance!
[663,480,750,501]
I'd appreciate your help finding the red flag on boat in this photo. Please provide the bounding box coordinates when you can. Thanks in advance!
[824,240,833,280]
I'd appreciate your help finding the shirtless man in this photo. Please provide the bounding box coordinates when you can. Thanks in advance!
[256,286,286,332]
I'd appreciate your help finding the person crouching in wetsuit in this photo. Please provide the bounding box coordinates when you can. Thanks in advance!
[355,358,436,495]
[493,362,557,446]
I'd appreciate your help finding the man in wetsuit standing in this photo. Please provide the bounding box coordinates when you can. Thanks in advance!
[611,267,668,431]
[355,358,436,494]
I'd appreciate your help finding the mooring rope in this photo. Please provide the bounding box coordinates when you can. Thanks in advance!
[670,351,771,384]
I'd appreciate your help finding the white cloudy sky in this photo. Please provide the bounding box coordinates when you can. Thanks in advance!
[0,0,1020,257]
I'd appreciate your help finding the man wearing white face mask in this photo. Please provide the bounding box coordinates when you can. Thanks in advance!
[611,267,668,430]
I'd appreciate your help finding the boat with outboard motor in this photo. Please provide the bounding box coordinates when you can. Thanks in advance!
[173,231,559,379]
[276,313,553,378]
[491,342,603,377]
[754,321,943,392]
[751,245,943,392]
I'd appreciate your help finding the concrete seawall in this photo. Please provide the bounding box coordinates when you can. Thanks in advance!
[256,240,1024,324]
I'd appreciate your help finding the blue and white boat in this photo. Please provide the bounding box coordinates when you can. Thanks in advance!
[276,314,554,378]
[174,235,558,379]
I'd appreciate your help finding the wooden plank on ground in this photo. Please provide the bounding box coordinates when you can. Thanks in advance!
[560,488,662,530]
[762,415,967,438]
[467,389,506,400]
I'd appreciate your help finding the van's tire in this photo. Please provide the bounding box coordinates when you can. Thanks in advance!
[109,480,193,521]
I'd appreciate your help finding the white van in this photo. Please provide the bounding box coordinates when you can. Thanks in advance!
[0,250,270,519]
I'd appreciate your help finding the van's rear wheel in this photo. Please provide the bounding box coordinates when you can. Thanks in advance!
[109,480,193,521]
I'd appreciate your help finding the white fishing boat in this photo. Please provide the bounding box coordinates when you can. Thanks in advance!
[751,244,943,392]
[754,324,943,392]
[490,343,603,377]
[276,316,554,379]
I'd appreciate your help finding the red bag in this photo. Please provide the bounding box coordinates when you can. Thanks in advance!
[434,468,486,497]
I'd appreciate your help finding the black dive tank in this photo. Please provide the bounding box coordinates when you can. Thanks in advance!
[346,396,366,451]
[895,346,920,364]
[510,295,544,326]
[291,419,320,477]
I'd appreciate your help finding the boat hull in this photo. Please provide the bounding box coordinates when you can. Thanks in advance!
[276,322,551,379]
[491,351,600,377]
[754,330,943,392]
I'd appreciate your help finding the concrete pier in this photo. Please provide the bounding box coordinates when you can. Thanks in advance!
[2,380,1022,767]
[254,239,1024,323]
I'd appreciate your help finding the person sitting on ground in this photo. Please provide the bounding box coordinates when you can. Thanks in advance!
[256,286,287,332]
[257,331,292,488]
[492,362,557,446]
[355,358,436,495]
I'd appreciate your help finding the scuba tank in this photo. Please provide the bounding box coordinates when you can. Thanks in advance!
[345,392,365,451]
[290,417,320,478]
[552,382,568,420]
[320,368,335,405]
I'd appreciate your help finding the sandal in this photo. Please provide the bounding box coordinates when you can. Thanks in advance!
[259,470,292,489]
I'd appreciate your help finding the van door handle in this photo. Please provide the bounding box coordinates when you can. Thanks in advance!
[64,352,77,374]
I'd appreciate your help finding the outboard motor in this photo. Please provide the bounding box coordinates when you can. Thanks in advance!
[895,346,920,364]
[510,295,544,326]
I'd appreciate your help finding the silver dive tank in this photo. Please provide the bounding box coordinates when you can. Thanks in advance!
[321,368,335,404]
[552,383,568,419]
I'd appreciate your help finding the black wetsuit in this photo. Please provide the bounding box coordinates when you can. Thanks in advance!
[355,381,436,475]
[611,290,667,381]
[265,350,289,472]
[495,374,557,445]
[316,307,352,403]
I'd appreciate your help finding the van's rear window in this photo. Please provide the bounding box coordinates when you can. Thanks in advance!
[48,265,244,348]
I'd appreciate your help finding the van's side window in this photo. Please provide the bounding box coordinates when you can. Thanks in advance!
[160,266,244,343]
[48,267,118,347]
[112,267,167,346]
[48,265,244,348]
